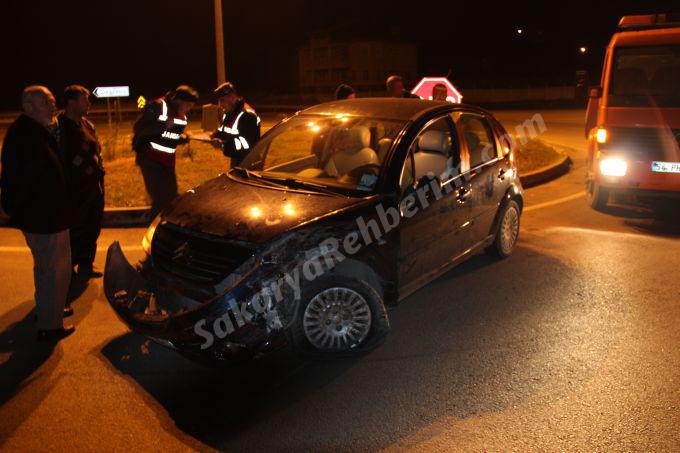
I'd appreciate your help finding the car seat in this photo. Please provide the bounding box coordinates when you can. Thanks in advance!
[413,130,451,180]
[325,126,379,177]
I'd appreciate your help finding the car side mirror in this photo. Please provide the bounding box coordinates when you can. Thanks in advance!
[588,86,602,99]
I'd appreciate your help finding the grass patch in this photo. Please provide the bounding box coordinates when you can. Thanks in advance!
[515,139,564,174]
[2,115,564,205]
[104,141,231,207]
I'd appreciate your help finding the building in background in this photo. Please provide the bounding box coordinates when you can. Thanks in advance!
[299,35,417,97]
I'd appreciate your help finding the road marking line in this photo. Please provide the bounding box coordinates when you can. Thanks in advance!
[545,226,677,243]
[524,191,585,212]
[0,245,144,253]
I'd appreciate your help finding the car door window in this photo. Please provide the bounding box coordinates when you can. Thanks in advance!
[403,116,460,184]
[399,151,415,193]
[459,114,497,169]
[491,119,512,158]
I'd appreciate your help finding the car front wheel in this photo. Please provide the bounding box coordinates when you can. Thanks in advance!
[289,274,390,357]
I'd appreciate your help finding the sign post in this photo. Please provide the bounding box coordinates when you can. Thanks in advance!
[93,86,130,159]
[411,77,463,103]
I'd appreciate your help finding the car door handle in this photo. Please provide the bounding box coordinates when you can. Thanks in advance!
[457,187,471,203]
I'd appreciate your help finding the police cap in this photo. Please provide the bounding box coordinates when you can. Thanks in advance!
[213,82,237,98]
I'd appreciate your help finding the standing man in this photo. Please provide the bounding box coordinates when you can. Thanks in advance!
[210,82,261,168]
[1,86,74,341]
[132,85,198,218]
[432,83,448,101]
[335,84,356,100]
[58,85,105,280]
[386,75,419,98]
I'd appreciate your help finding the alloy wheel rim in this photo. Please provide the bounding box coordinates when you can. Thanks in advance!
[500,207,519,254]
[303,287,372,351]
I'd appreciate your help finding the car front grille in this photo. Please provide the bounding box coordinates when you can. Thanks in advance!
[152,223,256,286]
[608,127,680,160]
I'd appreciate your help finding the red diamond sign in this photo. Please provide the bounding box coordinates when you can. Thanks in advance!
[411,77,463,103]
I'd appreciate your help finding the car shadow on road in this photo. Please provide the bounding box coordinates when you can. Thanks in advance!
[600,203,680,237]
[101,332,359,449]
[99,245,599,451]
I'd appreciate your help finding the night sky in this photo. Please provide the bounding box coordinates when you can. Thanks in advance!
[2,0,676,109]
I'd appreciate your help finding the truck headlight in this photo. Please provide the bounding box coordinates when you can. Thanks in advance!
[142,215,161,255]
[600,157,627,177]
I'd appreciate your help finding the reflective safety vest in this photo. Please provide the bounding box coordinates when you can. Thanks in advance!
[148,100,188,156]
[217,109,260,151]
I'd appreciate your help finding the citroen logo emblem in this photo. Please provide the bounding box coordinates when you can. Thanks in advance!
[172,242,191,262]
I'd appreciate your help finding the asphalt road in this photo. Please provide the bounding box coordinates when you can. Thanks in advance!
[1,109,678,451]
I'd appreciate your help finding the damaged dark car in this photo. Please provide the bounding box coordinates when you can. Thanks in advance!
[104,98,524,364]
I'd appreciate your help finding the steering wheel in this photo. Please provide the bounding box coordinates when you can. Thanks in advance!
[348,163,381,179]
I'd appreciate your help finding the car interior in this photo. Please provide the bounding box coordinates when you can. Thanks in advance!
[460,116,495,169]
[413,130,452,181]
[322,126,379,177]
[399,118,461,191]
[261,117,402,191]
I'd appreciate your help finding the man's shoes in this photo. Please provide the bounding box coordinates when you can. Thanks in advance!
[77,266,103,280]
[37,324,75,342]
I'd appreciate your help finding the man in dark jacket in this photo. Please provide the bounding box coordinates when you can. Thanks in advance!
[335,83,356,100]
[132,85,197,218]
[58,85,105,280]
[386,75,419,98]
[1,86,74,341]
[210,82,260,168]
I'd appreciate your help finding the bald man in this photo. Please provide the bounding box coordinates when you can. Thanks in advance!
[1,86,75,341]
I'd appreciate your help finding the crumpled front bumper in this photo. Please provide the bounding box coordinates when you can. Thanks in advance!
[103,242,288,363]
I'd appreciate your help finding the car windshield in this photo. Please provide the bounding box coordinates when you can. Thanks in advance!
[609,45,680,107]
[237,114,406,194]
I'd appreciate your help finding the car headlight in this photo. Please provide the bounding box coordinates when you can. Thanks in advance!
[142,215,162,255]
[595,127,608,144]
[599,157,627,177]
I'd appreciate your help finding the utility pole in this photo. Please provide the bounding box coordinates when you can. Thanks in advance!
[214,0,226,84]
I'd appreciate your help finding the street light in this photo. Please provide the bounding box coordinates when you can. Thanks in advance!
[516,28,523,35]
[214,0,226,84]
[579,46,588,54]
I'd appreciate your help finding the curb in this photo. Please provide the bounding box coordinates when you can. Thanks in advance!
[519,154,573,188]
[103,206,151,227]
[0,206,152,229]
[1,151,574,230]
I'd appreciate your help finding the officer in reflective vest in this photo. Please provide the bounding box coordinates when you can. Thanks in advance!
[132,85,198,218]
[210,82,260,168]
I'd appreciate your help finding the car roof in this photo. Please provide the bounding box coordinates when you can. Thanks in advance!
[299,98,465,121]
[611,27,680,47]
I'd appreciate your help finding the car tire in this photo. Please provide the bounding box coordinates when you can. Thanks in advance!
[587,179,610,211]
[486,199,520,258]
[288,274,390,358]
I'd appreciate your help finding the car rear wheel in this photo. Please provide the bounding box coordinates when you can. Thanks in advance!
[486,200,520,258]
[290,274,389,357]
[587,179,610,211]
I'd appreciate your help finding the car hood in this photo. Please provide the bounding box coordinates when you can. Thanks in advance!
[162,174,375,244]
